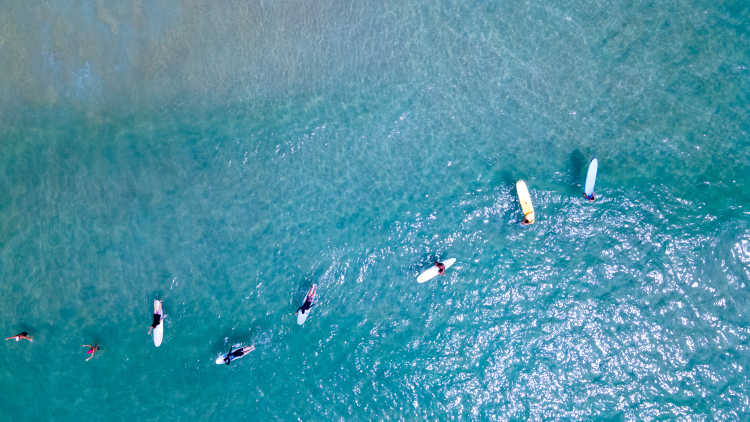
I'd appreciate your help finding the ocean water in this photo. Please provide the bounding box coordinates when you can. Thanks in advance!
[1,1,749,420]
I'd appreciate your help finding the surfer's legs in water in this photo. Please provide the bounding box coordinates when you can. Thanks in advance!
[5,331,32,342]
[584,193,595,201]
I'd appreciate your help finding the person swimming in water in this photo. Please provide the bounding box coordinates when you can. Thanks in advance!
[436,262,446,275]
[82,344,100,362]
[223,345,255,365]
[5,332,32,342]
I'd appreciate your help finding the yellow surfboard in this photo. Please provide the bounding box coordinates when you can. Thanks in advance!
[515,180,535,224]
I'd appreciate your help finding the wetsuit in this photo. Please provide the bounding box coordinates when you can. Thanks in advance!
[151,314,161,328]
[224,348,247,365]
[296,299,313,314]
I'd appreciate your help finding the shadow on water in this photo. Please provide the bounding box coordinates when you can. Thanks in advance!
[14,323,39,338]
[493,169,516,188]
[214,328,258,354]
[80,327,104,351]
[569,149,587,192]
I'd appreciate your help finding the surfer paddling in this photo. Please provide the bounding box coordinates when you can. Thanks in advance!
[295,291,315,316]
[295,284,318,325]
[5,332,33,342]
[223,345,255,365]
[82,344,100,362]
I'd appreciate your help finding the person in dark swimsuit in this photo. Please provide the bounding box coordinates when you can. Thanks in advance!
[584,193,596,201]
[223,345,255,365]
[436,262,446,275]
[295,289,316,317]
[147,313,161,335]
[296,299,313,315]
[5,331,32,342]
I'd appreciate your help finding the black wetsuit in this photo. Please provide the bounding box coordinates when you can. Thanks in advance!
[151,314,161,328]
[224,348,246,365]
[296,299,313,314]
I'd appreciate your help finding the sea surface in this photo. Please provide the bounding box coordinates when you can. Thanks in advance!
[1,1,749,420]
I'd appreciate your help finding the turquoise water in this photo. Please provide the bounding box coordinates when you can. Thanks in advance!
[1,1,749,420]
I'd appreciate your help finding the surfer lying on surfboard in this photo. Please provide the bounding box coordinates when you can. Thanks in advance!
[294,295,315,315]
[223,345,255,365]
[294,284,318,315]
[5,332,33,342]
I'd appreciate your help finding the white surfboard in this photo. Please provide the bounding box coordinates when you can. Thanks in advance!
[417,258,456,283]
[296,284,317,325]
[152,300,164,347]
[516,180,535,224]
[584,158,598,200]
